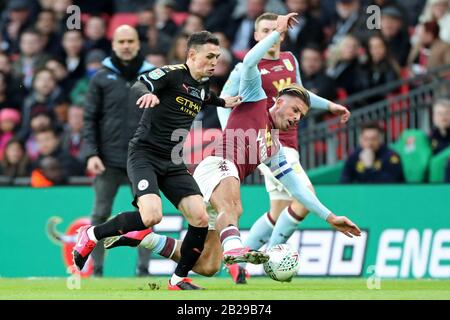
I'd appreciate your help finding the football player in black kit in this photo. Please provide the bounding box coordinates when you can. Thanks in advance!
[73,31,241,290]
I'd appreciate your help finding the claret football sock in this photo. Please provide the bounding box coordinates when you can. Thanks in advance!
[140,233,177,259]
[220,225,244,252]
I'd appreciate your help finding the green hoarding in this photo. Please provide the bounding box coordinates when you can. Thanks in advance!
[0,185,449,278]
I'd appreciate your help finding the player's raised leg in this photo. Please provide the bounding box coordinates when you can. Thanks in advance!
[73,193,161,271]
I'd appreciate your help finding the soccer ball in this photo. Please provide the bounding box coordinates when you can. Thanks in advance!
[263,244,300,282]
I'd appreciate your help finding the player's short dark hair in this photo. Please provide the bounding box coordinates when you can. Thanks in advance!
[187,31,219,50]
[255,12,278,29]
[361,121,383,133]
[277,84,311,109]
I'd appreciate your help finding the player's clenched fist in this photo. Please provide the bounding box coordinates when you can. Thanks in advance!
[136,93,160,108]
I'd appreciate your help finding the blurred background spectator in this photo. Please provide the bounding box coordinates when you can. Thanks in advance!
[419,0,450,44]
[0,108,21,158]
[33,127,84,177]
[4,0,450,186]
[18,68,64,141]
[341,122,405,183]
[408,20,450,75]
[379,6,411,67]
[429,99,450,155]
[0,138,31,180]
[300,44,337,101]
[31,155,68,187]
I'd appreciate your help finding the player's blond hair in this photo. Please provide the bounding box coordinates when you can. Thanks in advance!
[254,12,278,30]
[277,83,311,109]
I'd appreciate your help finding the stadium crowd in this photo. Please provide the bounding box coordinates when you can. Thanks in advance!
[0,0,449,185]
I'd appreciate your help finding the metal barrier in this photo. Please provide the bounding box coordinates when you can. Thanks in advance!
[298,64,450,170]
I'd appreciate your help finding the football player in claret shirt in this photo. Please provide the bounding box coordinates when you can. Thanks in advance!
[72,31,241,290]
[217,12,351,283]
[103,14,361,286]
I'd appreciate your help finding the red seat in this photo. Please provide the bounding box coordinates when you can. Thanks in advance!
[171,12,188,26]
[106,13,138,40]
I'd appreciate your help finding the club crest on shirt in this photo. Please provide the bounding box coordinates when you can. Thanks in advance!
[283,59,294,71]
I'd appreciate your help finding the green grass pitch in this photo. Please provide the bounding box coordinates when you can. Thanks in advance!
[1,277,450,300]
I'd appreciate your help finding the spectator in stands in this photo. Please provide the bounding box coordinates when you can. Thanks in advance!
[25,109,55,161]
[83,15,111,55]
[58,30,86,84]
[380,6,411,67]
[408,21,450,75]
[445,157,450,182]
[0,138,31,179]
[53,98,71,127]
[361,34,401,102]
[300,45,337,101]
[282,0,325,55]
[154,0,179,38]
[327,0,372,46]
[366,0,410,26]
[61,105,84,160]
[82,25,153,277]
[429,99,450,155]
[0,108,21,159]
[419,0,450,44]
[188,0,230,33]
[341,122,405,183]
[12,29,50,90]
[181,13,205,35]
[230,0,267,52]
[70,49,106,107]
[51,0,74,34]
[167,32,189,64]
[327,34,366,95]
[144,50,168,68]
[45,58,73,93]
[136,5,157,41]
[142,12,173,55]
[34,127,84,177]
[0,0,34,54]
[31,156,68,187]
[18,68,64,141]
[35,9,60,56]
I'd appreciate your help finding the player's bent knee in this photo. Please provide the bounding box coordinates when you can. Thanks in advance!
[191,212,209,228]
[139,208,163,227]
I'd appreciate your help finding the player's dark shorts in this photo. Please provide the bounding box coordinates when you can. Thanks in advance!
[127,143,202,208]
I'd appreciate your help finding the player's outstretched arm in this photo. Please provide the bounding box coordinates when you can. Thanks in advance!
[266,148,361,237]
